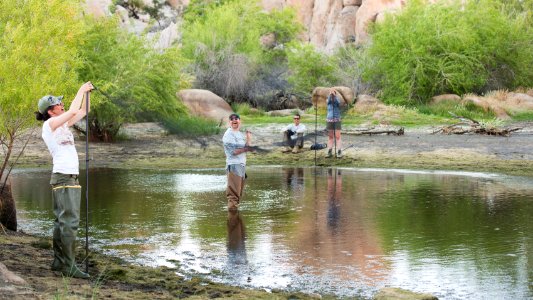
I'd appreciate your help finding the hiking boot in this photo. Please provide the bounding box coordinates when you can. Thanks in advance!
[325,149,333,158]
[337,150,343,158]
[282,147,292,153]
[51,258,63,271]
[61,265,90,279]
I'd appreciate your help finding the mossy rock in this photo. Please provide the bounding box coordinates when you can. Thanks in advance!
[374,287,438,300]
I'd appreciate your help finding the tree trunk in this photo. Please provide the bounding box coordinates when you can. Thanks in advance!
[0,184,17,231]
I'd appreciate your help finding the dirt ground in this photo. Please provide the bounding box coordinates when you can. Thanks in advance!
[16,120,533,176]
[2,121,533,299]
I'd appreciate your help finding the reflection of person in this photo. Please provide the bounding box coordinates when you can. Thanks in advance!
[326,89,342,158]
[327,168,342,232]
[223,113,252,210]
[34,82,94,279]
[281,114,306,154]
[227,210,247,265]
[283,167,305,196]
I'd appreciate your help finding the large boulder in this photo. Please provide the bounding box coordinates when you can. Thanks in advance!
[356,0,406,44]
[312,86,353,108]
[261,0,358,53]
[354,94,385,109]
[177,89,233,122]
[507,92,533,110]
[462,95,510,120]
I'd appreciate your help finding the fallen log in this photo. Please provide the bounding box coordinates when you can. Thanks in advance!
[432,114,522,136]
[344,127,404,136]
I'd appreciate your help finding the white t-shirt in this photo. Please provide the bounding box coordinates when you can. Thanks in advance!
[222,128,247,167]
[42,119,79,175]
[283,123,306,139]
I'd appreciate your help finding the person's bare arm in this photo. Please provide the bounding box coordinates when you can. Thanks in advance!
[49,82,93,131]
[67,91,91,127]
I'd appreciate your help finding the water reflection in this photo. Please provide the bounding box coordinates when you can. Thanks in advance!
[227,210,247,265]
[9,167,533,299]
[283,167,305,196]
[327,168,342,231]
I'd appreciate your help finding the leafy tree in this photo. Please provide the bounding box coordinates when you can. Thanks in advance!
[362,0,533,105]
[77,17,190,141]
[184,0,237,22]
[331,45,375,96]
[0,0,84,230]
[112,0,167,23]
[286,42,337,98]
[181,0,301,105]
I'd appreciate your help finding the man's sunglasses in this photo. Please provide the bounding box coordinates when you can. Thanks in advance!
[293,117,300,120]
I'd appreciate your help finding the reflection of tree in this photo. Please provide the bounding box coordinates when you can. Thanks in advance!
[227,210,247,265]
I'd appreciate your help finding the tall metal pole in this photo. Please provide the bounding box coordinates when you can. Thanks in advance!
[84,91,90,273]
[333,94,337,158]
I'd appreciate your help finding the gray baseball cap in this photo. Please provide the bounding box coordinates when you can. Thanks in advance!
[37,95,63,114]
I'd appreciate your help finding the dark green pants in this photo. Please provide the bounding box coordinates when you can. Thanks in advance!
[50,173,81,270]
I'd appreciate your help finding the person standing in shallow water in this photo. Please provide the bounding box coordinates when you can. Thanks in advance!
[326,88,342,158]
[35,82,94,279]
[223,113,253,210]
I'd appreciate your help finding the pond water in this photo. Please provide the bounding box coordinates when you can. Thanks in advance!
[10,167,533,299]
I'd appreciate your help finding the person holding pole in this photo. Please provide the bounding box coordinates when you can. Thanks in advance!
[223,113,253,211]
[326,88,342,158]
[35,81,93,279]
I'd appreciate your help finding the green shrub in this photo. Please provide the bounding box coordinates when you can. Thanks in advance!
[231,103,265,116]
[286,42,337,98]
[331,45,374,96]
[363,0,533,105]
[182,0,300,105]
[77,17,190,141]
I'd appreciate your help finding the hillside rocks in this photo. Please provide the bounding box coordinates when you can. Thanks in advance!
[261,0,415,52]
[85,0,424,53]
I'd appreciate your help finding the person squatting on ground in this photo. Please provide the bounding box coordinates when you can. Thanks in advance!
[326,88,342,158]
[35,82,94,279]
[281,114,306,154]
[223,113,253,210]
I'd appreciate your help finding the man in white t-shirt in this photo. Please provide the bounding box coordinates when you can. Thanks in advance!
[281,114,306,154]
[35,82,94,279]
[223,113,253,210]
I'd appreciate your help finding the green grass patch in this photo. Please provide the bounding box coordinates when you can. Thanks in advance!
[418,100,496,123]
[231,103,266,117]
[162,116,221,137]
[511,111,533,121]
